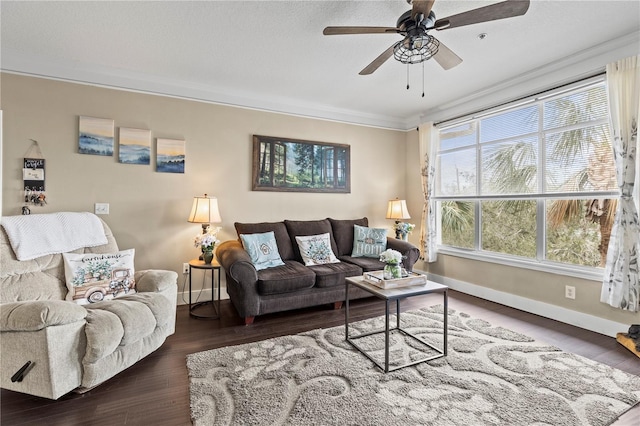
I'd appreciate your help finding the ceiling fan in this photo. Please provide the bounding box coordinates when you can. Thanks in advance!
[323,0,530,75]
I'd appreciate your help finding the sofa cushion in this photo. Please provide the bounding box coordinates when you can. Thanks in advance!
[83,308,125,363]
[85,298,156,347]
[328,217,368,256]
[62,249,136,305]
[83,292,172,363]
[309,262,363,288]
[352,224,388,258]
[284,219,338,262]
[295,233,340,266]
[240,231,285,271]
[340,256,386,273]
[0,300,87,331]
[235,221,295,261]
[256,261,316,295]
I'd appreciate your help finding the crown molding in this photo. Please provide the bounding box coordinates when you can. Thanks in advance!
[417,32,640,125]
[0,49,413,131]
[3,31,637,132]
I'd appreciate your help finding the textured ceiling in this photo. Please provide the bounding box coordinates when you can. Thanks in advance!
[1,1,639,129]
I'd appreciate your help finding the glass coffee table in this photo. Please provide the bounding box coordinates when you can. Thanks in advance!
[345,275,448,373]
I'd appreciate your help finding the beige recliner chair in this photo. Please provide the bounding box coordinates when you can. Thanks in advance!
[0,215,178,399]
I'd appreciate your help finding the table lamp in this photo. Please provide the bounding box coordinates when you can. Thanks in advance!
[188,194,222,234]
[188,194,222,260]
[386,198,410,239]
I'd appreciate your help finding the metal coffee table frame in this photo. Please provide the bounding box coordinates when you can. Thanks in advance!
[345,275,448,373]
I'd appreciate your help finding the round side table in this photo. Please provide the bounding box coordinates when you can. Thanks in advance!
[188,258,221,319]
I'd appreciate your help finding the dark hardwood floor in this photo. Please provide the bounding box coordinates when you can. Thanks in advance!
[2,291,638,425]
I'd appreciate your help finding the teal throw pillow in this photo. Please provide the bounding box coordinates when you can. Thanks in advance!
[351,224,387,258]
[240,231,285,271]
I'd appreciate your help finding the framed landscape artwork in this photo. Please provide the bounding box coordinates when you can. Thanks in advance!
[78,116,114,156]
[156,138,185,173]
[252,135,350,193]
[119,128,151,165]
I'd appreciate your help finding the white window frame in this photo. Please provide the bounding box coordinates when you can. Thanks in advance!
[434,75,619,281]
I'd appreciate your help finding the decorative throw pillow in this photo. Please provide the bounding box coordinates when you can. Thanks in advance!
[240,231,285,271]
[295,233,340,266]
[351,225,388,258]
[62,249,136,305]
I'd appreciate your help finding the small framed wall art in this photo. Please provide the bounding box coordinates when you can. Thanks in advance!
[78,116,114,156]
[156,138,185,173]
[119,128,151,165]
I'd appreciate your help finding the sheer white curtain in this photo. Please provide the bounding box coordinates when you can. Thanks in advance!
[418,122,438,262]
[600,55,640,312]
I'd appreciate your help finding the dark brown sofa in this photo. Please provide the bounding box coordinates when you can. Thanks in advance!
[216,217,420,324]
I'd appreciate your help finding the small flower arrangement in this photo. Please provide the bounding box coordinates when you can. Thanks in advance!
[194,227,221,252]
[394,222,415,234]
[379,249,403,265]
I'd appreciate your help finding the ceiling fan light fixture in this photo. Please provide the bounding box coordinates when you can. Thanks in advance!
[393,34,439,65]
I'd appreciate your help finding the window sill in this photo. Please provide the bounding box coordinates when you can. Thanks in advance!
[436,246,604,282]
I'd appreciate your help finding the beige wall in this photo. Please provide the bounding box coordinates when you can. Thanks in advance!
[2,73,637,327]
[1,73,408,289]
[403,131,639,327]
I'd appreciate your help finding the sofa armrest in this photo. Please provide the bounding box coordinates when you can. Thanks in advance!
[135,269,178,293]
[0,300,87,332]
[216,240,258,284]
[386,238,421,271]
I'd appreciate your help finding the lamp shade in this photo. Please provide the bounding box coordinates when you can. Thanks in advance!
[386,199,411,220]
[188,194,222,224]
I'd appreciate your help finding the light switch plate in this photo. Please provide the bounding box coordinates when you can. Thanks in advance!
[95,203,109,215]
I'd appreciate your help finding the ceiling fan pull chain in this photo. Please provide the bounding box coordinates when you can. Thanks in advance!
[406,64,410,90]
[422,61,425,98]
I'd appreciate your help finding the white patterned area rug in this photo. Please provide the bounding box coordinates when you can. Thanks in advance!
[187,306,640,425]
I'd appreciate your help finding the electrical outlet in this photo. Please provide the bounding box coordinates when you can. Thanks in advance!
[183,263,189,274]
[565,285,576,299]
[94,203,109,215]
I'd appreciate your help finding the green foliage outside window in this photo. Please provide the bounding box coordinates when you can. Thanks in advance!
[436,80,617,268]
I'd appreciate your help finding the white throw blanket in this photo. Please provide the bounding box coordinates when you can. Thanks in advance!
[1,212,108,261]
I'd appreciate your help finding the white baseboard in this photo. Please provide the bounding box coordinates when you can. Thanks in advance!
[177,273,626,337]
[177,286,229,306]
[418,269,628,338]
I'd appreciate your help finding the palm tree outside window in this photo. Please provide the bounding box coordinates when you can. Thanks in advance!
[434,76,619,269]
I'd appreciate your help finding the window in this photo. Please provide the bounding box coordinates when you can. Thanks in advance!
[434,77,618,272]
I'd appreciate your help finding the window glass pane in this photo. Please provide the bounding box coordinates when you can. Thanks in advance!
[545,124,615,192]
[440,201,474,249]
[435,78,616,272]
[544,85,608,130]
[480,105,537,143]
[437,148,476,196]
[481,137,538,194]
[481,200,536,258]
[440,122,477,150]
[546,198,615,267]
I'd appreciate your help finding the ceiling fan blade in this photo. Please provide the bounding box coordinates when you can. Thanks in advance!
[359,43,397,75]
[323,26,399,35]
[411,0,435,19]
[434,0,530,30]
[433,39,463,70]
